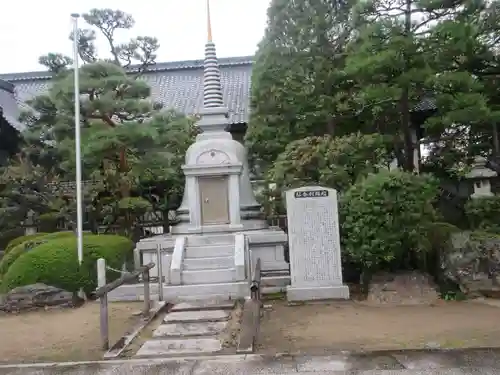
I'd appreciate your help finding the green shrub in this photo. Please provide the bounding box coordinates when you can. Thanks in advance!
[268,133,393,192]
[0,232,78,277]
[0,227,26,252]
[1,234,133,295]
[340,170,439,276]
[465,196,500,232]
[4,232,48,254]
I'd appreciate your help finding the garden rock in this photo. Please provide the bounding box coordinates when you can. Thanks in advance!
[0,283,78,312]
[443,232,500,298]
[366,271,439,305]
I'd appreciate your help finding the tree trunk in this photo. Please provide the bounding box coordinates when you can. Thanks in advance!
[119,149,129,198]
[493,122,500,156]
[326,117,335,135]
[400,0,415,172]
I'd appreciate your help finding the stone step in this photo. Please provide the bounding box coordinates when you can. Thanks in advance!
[181,268,236,285]
[108,281,249,302]
[135,338,222,357]
[171,300,236,312]
[183,256,233,270]
[184,244,233,258]
[186,234,234,247]
[164,309,230,324]
[153,321,228,338]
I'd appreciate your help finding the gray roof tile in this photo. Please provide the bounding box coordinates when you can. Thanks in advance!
[0,79,25,131]
[413,96,437,112]
[0,55,437,131]
[0,56,253,125]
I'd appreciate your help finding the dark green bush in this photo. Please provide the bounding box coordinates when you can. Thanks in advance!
[465,196,500,232]
[4,232,48,254]
[37,213,61,232]
[0,232,79,277]
[0,227,26,252]
[340,170,439,276]
[1,234,134,295]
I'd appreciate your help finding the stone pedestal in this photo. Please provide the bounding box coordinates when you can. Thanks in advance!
[285,186,349,301]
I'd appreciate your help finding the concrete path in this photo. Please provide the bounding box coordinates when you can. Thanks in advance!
[135,300,234,357]
[3,349,500,374]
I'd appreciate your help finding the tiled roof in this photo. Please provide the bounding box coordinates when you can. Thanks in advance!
[0,79,25,131]
[0,55,437,131]
[413,96,437,112]
[0,56,254,125]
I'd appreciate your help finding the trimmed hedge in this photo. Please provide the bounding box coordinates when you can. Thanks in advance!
[340,170,439,273]
[1,234,134,295]
[4,232,48,254]
[0,232,77,277]
[0,227,26,252]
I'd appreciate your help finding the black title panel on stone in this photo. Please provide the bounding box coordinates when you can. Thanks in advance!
[294,190,329,199]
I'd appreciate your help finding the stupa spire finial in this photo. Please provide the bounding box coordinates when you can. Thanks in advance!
[207,0,213,42]
[202,0,224,109]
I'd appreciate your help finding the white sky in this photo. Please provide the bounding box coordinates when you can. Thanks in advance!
[0,0,270,74]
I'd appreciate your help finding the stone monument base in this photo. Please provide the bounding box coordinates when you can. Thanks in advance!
[286,284,350,302]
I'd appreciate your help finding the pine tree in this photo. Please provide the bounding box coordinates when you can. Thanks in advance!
[340,0,500,171]
[1,9,195,233]
[245,0,358,173]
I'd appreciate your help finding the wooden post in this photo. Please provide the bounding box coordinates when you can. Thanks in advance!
[156,244,164,301]
[97,258,109,350]
[142,267,150,318]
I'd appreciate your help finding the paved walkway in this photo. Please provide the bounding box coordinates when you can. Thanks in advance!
[3,349,500,374]
[135,300,235,357]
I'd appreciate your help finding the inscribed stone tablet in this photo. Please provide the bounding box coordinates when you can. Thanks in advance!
[285,186,343,288]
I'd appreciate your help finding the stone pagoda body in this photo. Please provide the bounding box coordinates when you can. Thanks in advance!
[110,1,289,301]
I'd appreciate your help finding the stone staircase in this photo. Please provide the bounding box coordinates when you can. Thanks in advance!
[135,300,237,357]
[108,233,249,302]
[180,235,240,285]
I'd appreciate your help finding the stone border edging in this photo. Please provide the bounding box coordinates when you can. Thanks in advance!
[2,347,500,370]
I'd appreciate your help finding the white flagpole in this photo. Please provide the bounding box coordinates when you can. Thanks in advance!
[71,13,84,278]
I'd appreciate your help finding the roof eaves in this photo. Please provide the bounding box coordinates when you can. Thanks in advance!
[0,79,15,93]
[0,55,255,83]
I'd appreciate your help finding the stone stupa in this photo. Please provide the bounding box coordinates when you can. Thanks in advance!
[111,0,289,301]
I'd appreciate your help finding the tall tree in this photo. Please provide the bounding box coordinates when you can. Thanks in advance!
[1,8,195,234]
[245,0,358,173]
[338,0,500,171]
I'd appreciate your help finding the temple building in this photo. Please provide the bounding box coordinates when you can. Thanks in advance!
[0,79,23,165]
[0,56,253,143]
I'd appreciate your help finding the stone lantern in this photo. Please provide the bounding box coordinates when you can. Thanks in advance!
[466,156,497,199]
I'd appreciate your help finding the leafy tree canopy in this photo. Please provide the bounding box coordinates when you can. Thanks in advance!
[249,0,500,175]
[269,132,394,192]
[245,0,359,172]
[0,8,195,235]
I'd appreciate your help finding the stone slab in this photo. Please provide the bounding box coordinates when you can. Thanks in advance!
[287,285,350,302]
[164,309,230,323]
[285,186,349,302]
[393,348,500,369]
[193,356,298,375]
[296,354,403,372]
[112,361,196,375]
[392,351,464,369]
[135,338,222,357]
[171,300,236,312]
[153,321,228,338]
[2,352,500,374]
